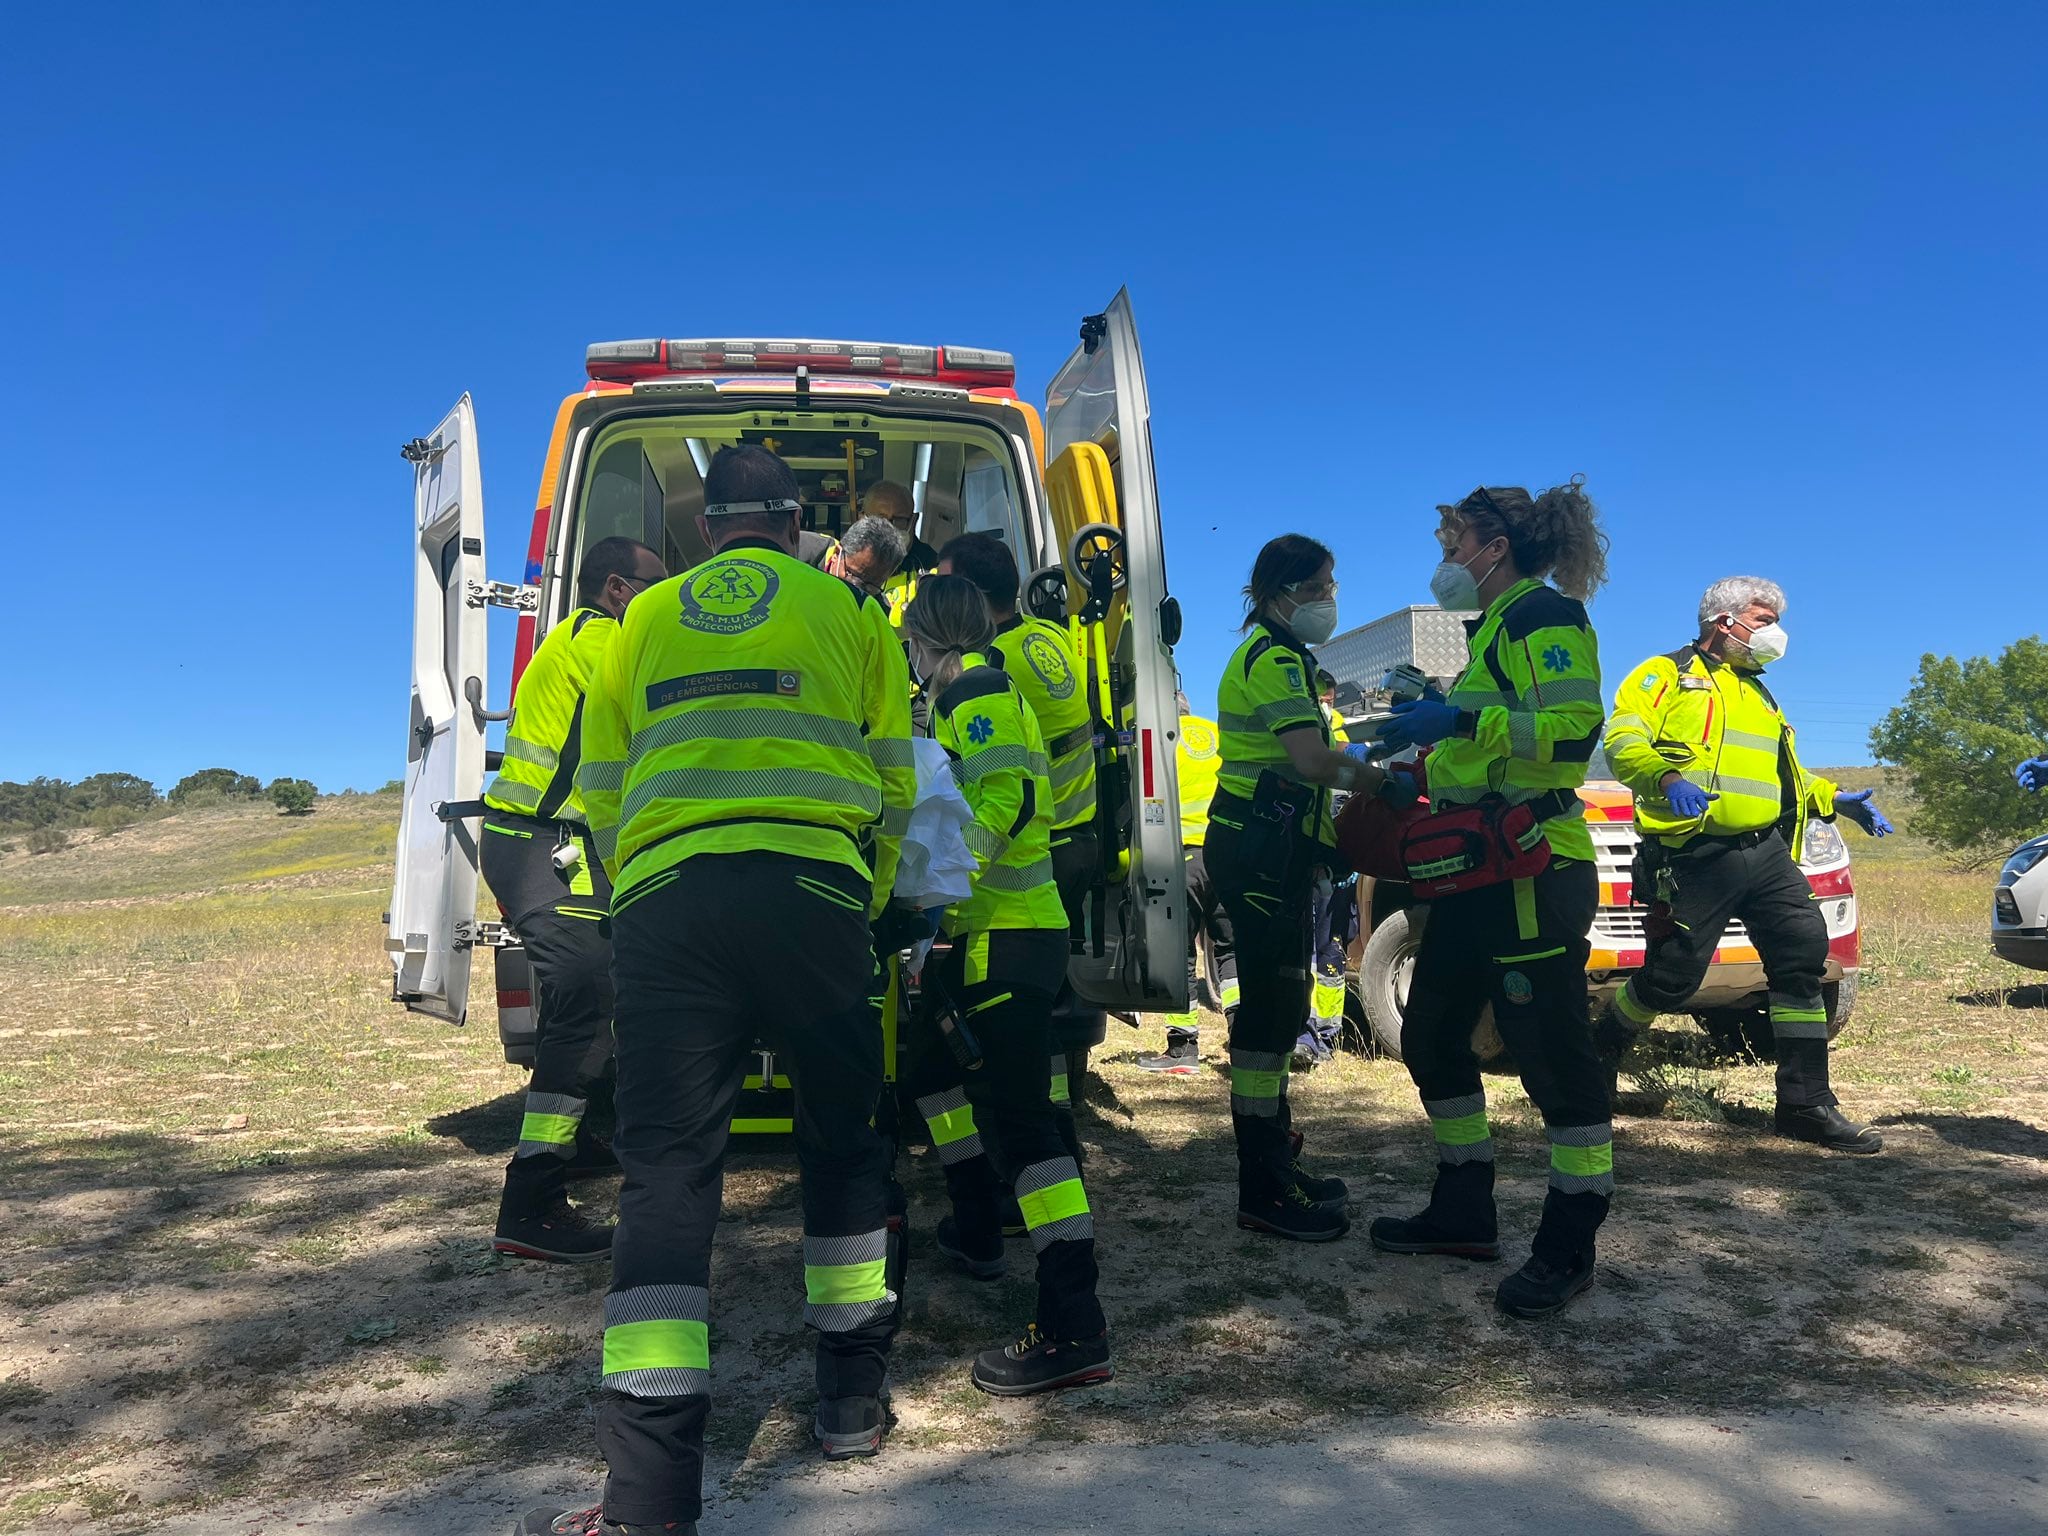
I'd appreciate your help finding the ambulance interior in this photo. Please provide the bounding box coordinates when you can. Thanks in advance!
[562,411,1035,617]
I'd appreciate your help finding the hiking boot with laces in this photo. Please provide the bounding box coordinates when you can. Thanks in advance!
[514,1505,696,1534]
[814,1385,892,1460]
[493,1197,613,1264]
[969,1323,1114,1397]
[1494,1251,1596,1318]
[1286,1130,1348,1209]
[1237,1180,1350,1242]
[1368,1210,1501,1262]
[936,1214,1006,1280]
[1136,1026,1201,1075]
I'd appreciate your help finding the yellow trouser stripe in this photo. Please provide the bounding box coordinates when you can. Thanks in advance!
[519,1112,578,1146]
[1432,1111,1492,1146]
[927,1103,978,1148]
[1017,1177,1090,1228]
[804,1260,888,1305]
[602,1318,709,1374]
[1551,1142,1614,1177]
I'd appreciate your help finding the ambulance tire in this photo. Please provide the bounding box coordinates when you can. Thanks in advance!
[1356,904,1510,1071]
[1696,978,1850,1060]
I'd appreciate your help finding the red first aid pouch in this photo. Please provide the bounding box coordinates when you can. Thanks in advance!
[1398,795,1551,898]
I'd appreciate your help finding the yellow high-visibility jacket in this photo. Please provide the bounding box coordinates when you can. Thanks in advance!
[483,606,615,825]
[1213,620,1338,851]
[1177,714,1221,847]
[576,539,915,915]
[1425,577,1604,863]
[930,654,1068,936]
[1604,644,1837,862]
[988,614,1096,835]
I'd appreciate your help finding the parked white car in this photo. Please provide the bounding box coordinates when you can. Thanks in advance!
[1992,832,2048,970]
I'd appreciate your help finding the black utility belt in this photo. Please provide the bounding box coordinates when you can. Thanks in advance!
[446,801,589,838]
[1672,824,1782,851]
[1047,722,1095,757]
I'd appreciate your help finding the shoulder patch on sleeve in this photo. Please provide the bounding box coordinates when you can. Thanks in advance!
[1500,585,1589,643]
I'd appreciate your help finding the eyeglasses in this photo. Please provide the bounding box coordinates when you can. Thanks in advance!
[1283,579,1339,600]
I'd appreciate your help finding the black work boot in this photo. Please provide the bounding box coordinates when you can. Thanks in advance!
[814,1384,892,1461]
[1286,1129,1348,1209]
[936,1214,1007,1280]
[1237,1177,1350,1242]
[1368,1210,1502,1262]
[1137,1025,1201,1075]
[1495,1250,1597,1318]
[1775,1103,1883,1154]
[970,1324,1114,1396]
[515,1506,696,1534]
[493,1194,614,1264]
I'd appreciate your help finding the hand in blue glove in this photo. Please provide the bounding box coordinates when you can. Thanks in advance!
[1662,776,1717,819]
[2016,757,2048,793]
[1834,789,1893,837]
[1379,698,1460,752]
[1343,740,1376,761]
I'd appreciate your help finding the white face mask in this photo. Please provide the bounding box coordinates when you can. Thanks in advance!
[1428,543,1502,611]
[1284,597,1339,645]
[1723,615,1788,668]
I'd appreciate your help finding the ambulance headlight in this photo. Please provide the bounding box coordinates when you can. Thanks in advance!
[1801,819,1848,870]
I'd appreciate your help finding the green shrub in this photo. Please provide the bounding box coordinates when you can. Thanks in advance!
[26,825,70,855]
[269,779,318,815]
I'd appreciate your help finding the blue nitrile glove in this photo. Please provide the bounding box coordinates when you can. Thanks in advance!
[1663,776,1717,819]
[1379,698,1461,752]
[1834,789,1892,837]
[2016,757,2048,792]
[1344,741,1376,761]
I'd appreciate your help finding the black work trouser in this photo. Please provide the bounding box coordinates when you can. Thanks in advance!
[598,854,895,1528]
[1401,856,1611,1267]
[482,814,615,1211]
[1622,829,1834,1107]
[1203,817,1313,1192]
[909,927,1105,1341]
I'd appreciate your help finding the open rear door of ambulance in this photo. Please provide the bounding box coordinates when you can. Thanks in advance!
[387,395,490,1025]
[1044,289,1189,1013]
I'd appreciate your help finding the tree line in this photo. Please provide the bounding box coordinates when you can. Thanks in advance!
[0,768,328,851]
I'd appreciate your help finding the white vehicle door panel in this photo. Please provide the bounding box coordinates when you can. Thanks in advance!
[388,396,489,1024]
[1045,290,1189,1012]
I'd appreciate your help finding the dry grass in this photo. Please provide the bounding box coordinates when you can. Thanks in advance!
[1,796,2044,1530]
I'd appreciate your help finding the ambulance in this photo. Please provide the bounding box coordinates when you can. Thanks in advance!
[385,293,1191,1121]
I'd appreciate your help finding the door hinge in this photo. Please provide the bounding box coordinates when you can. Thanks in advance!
[454,919,515,951]
[401,436,447,464]
[466,580,540,613]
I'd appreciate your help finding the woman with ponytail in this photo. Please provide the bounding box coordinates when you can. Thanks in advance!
[1369,479,1617,1321]
[899,576,1114,1397]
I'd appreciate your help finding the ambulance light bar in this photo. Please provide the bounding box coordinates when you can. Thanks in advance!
[586,337,1017,390]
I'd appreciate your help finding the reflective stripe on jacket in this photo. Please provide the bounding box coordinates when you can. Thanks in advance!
[1425,577,1603,863]
[483,606,614,825]
[931,654,1069,935]
[575,539,915,914]
[1177,714,1221,847]
[1213,620,1337,850]
[988,615,1096,833]
[1603,644,1837,861]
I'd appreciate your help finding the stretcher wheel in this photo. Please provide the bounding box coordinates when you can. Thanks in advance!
[1025,565,1069,621]
[1066,522,1127,591]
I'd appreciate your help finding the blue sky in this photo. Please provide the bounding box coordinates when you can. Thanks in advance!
[2,3,2042,790]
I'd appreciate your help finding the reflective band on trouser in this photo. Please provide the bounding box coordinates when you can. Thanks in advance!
[1615,984,1659,1026]
[602,1284,711,1398]
[916,1086,983,1164]
[514,1091,586,1160]
[1230,1049,1288,1118]
[1219,979,1241,1013]
[802,1230,895,1332]
[1769,1001,1831,1040]
[1014,1156,1092,1251]
[1159,1008,1199,1028]
[1548,1123,1615,1196]
[1311,977,1345,1022]
[1049,1054,1070,1107]
[1425,1092,1494,1165]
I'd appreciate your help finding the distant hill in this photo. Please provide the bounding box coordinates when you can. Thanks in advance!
[0,792,399,907]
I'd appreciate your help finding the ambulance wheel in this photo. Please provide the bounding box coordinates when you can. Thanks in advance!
[1065,522,1127,590]
[1356,905,1510,1070]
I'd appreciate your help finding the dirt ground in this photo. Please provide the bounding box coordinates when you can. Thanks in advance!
[1,798,2045,1530]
